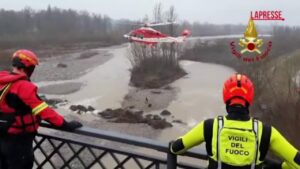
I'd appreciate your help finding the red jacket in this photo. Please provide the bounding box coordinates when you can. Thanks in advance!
[0,71,64,134]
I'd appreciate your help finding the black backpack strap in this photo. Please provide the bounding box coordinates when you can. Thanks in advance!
[294,152,300,165]
[251,118,259,169]
[216,116,224,168]
[204,118,214,156]
[259,123,271,161]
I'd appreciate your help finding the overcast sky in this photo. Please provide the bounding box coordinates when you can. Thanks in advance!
[0,0,299,26]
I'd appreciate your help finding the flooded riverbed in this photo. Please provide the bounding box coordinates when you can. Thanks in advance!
[159,61,234,140]
[36,43,235,142]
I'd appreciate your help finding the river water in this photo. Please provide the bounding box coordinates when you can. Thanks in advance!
[42,46,234,141]
[36,36,237,142]
[66,47,131,109]
[160,61,234,141]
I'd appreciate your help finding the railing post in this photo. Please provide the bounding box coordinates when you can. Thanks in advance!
[167,141,177,169]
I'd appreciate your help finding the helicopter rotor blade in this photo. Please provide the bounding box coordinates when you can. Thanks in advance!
[147,21,177,27]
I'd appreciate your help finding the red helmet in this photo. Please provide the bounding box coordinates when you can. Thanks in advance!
[223,73,254,105]
[12,49,39,68]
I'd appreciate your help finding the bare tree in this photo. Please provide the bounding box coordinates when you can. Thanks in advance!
[153,3,163,23]
[164,6,177,36]
[128,41,185,88]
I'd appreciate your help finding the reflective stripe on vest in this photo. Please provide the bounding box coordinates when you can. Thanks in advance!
[32,102,48,115]
[216,116,259,169]
[0,83,12,102]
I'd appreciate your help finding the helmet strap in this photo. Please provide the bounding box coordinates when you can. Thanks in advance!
[24,66,35,78]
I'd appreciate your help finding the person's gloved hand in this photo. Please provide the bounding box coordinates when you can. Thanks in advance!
[61,120,82,131]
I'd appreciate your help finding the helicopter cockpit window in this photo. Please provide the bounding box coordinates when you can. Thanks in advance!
[138,35,144,39]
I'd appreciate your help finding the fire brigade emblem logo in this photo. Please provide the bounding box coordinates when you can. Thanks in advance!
[230,18,272,62]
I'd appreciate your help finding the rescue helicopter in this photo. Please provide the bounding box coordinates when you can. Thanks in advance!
[123,22,191,45]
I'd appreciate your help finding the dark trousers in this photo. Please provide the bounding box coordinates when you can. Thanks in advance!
[0,134,35,169]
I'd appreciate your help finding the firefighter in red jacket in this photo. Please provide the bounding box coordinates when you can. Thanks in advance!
[0,49,82,169]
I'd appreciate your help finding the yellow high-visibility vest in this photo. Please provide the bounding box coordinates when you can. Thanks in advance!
[211,116,259,168]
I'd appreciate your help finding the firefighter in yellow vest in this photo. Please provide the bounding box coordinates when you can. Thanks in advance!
[170,73,300,169]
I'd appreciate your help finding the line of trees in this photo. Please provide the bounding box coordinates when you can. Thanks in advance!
[0,6,135,49]
[147,3,252,37]
[272,26,300,56]
[0,5,267,50]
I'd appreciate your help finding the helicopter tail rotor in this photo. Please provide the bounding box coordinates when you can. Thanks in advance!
[181,29,191,37]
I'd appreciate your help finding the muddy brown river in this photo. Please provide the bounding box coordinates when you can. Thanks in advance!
[35,41,235,142]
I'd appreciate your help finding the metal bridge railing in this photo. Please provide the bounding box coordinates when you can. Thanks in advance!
[34,123,208,169]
